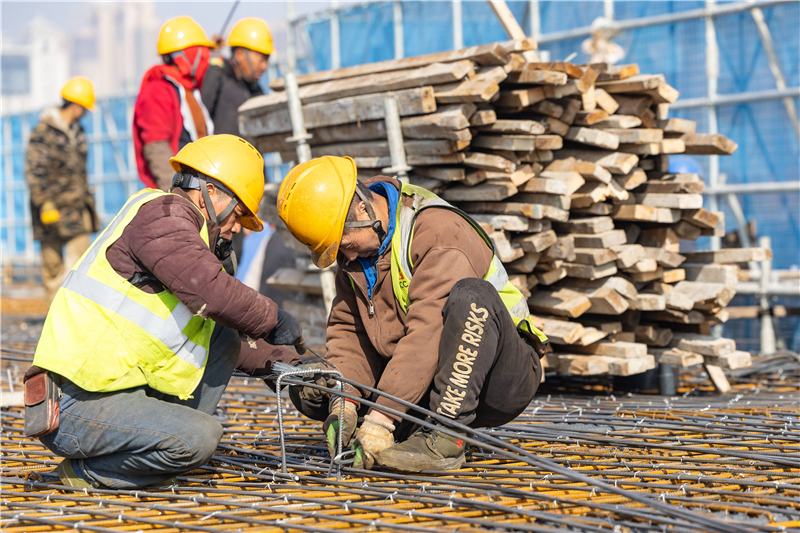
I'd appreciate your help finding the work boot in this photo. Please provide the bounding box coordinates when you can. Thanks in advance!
[376,420,467,473]
[55,459,93,488]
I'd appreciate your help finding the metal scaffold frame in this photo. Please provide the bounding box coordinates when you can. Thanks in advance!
[283,0,800,353]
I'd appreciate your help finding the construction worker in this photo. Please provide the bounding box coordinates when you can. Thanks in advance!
[26,135,305,488]
[277,157,548,473]
[133,16,216,191]
[25,77,100,304]
[202,17,271,138]
[202,17,272,261]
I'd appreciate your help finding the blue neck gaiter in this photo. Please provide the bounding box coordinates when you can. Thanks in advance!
[357,182,399,300]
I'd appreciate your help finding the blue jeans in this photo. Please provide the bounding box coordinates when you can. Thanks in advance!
[40,324,240,489]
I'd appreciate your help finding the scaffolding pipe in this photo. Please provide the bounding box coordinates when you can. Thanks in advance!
[330,0,341,70]
[393,0,404,60]
[671,86,800,109]
[536,0,796,44]
[705,181,800,195]
[382,96,410,183]
[750,6,800,141]
[705,0,722,251]
[528,0,540,40]
[452,0,463,50]
[759,236,777,355]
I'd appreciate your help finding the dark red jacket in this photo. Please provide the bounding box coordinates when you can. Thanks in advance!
[104,188,299,375]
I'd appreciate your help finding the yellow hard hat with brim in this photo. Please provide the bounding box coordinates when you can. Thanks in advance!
[158,16,216,55]
[228,18,274,55]
[278,156,358,268]
[170,135,265,232]
[61,77,95,110]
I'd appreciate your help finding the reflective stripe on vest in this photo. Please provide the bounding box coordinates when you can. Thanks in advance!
[389,182,548,344]
[32,189,216,399]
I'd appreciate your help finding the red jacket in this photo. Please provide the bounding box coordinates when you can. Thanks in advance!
[133,65,213,189]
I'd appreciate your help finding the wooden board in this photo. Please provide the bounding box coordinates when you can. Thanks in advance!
[270,42,511,89]
[682,134,738,155]
[242,86,437,136]
[681,248,772,264]
[565,127,619,150]
[553,149,638,175]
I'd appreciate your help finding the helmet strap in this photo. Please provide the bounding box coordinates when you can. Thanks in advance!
[344,183,386,242]
[173,49,203,82]
[199,174,239,225]
[231,49,258,84]
[172,171,239,226]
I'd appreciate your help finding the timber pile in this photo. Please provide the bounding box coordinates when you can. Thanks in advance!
[241,40,757,382]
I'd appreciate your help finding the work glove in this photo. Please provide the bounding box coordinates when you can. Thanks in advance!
[352,414,395,470]
[296,362,339,401]
[266,309,306,354]
[40,201,60,225]
[323,397,359,457]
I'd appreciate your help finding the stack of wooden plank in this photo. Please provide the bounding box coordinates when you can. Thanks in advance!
[242,40,756,381]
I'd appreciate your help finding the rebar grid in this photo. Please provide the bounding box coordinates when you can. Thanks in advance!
[2,309,799,532]
[2,374,799,533]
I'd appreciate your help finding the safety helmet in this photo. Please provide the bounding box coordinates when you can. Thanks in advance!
[61,77,95,110]
[228,18,274,56]
[157,16,216,55]
[170,135,265,232]
[278,156,359,268]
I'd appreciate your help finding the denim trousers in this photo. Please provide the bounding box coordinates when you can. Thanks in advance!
[40,324,240,489]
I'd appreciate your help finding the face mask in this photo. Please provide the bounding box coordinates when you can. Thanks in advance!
[171,46,210,87]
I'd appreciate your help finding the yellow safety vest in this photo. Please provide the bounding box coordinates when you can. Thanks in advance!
[389,183,548,344]
[33,189,217,399]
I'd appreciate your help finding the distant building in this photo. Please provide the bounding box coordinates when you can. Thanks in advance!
[1,16,70,114]
[1,3,160,114]
[72,2,160,96]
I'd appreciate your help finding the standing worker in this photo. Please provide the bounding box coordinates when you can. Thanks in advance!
[25,77,100,304]
[202,17,271,138]
[26,135,306,488]
[202,17,272,261]
[277,157,549,472]
[133,16,216,191]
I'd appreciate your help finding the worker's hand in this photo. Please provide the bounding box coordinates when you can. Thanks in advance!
[352,414,395,470]
[266,309,306,354]
[40,201,60,225]
[323,397,359,457]
[296,362,339,401]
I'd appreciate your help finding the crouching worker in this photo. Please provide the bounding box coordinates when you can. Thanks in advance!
[277,156,548,473]
[25,135,306,488]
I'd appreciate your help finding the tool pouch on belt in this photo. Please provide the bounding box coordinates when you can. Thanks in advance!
[24,372,61,437]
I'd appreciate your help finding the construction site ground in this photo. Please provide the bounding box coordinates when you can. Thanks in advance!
[2,288,799,532]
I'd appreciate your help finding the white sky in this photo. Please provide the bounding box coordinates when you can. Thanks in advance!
[1,1,343,48]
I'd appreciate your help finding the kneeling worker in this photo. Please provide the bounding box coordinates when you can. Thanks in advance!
[277,156,548,472]
[26,135,306,488]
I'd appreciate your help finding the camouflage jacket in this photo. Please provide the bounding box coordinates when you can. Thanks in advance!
[25,107,99,241]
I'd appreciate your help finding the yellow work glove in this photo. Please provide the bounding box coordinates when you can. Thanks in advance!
[40,201,60,225]
[352,414,395,470]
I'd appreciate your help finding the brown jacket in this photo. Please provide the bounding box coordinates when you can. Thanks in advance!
[326,176,493,419]
[103,189,298,375]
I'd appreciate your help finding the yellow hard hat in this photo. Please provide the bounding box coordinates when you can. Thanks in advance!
[170,135,265,232]
[228,18,274,55]
[157,16,216,55]
[278,156,358,268]
[61,77,95,110]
